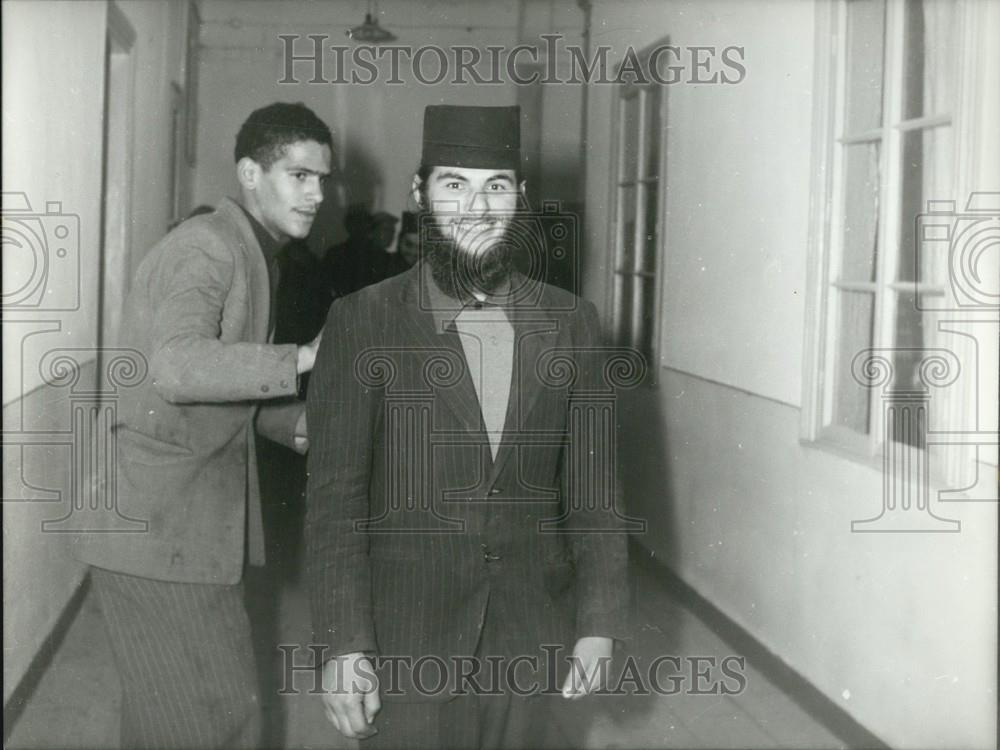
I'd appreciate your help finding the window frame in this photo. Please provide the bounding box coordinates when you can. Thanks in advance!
[802,0,975,464]
[606,38,669,381]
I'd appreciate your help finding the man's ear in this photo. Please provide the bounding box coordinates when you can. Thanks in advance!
[410,173,423,208]
[237,157,262,192]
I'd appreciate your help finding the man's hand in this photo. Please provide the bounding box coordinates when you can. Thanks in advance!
[321,652,380,740]
[296,331,323,374]
[292,410,308,454]
[561,636,614,700]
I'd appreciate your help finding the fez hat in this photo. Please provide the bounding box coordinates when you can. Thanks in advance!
[421,105,521,170]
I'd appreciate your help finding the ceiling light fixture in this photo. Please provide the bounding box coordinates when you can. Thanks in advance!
[346,1,397,44]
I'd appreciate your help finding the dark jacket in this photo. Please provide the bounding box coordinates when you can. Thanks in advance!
[305,264,629,699]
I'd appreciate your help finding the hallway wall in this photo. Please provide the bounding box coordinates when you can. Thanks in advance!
[3,0,194,702]
[580,1,998,748]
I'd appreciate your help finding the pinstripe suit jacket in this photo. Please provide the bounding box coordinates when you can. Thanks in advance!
[74,198,304,584]
[306,264,629,698]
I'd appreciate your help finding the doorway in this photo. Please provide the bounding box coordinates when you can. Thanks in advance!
[98,2,136,352]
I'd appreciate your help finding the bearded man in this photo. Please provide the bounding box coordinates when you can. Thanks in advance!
[305,104,629,749]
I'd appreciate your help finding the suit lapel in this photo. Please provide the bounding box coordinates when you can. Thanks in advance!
[397,271,485,440]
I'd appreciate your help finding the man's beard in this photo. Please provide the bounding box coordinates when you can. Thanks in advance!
[422,216,515,300]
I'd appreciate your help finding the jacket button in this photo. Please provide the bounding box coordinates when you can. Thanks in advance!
[261,385,269,393]
[280,379,289,388]
[489,487,502,495]
[483,548,502,562]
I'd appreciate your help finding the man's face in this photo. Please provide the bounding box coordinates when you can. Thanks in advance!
[422,166,521,257]
[247,140,332,241]
[371,219,398,251]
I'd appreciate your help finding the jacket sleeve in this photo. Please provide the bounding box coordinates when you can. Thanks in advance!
[255,399,305,450]
[305,296,378,658]
[561,299,631,643]
[147,231,299,404]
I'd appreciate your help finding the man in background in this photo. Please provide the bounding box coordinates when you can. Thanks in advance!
[385,209,420,274]
[324,205,401,297]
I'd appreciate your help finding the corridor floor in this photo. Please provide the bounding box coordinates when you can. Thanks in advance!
[6,557,850,749]
[7,442,855,750]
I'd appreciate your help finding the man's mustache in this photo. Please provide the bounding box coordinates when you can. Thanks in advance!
[421,215,514,299]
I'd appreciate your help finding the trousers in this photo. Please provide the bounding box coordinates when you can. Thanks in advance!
[365,595,576,750]
[90,566,261,749]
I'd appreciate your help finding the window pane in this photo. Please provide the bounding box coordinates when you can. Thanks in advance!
[898,126,952,282]
[620,185,636,271]
[616,272,633,345]
[642,181,658,274]
[839,141,881,282]
[635,275,656,361]
[892,291,929,447]
[844,0,887,133]
[644,87,662,179]
[622,94,640,181]
[831,290,875,434]
[892,290,926,384]
[902,0,955,120]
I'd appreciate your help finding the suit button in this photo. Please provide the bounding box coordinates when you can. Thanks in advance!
[483,547,502,562]
[280,379,289,388]
[261,385,270,393]
[489,487,502,495]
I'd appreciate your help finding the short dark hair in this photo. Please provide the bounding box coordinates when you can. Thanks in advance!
[234,102,333,169]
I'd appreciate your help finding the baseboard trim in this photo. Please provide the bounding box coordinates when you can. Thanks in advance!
[631,538,888,750]
[3,572,92,742]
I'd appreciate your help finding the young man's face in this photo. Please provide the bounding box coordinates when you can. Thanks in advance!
[420,166,521,257]
[243,140,332,241]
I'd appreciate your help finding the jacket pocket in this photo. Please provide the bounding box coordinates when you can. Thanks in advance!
[118,426,193,464]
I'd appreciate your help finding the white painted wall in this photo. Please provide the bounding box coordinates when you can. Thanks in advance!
[2,0,191,700]
[583,1,997,747]
[2,0,106,406]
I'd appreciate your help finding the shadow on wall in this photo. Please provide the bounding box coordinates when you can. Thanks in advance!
[628,384,680,719]
[618,379,679,571]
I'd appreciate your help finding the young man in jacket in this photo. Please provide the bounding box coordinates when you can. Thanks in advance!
[75,101,332,749]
